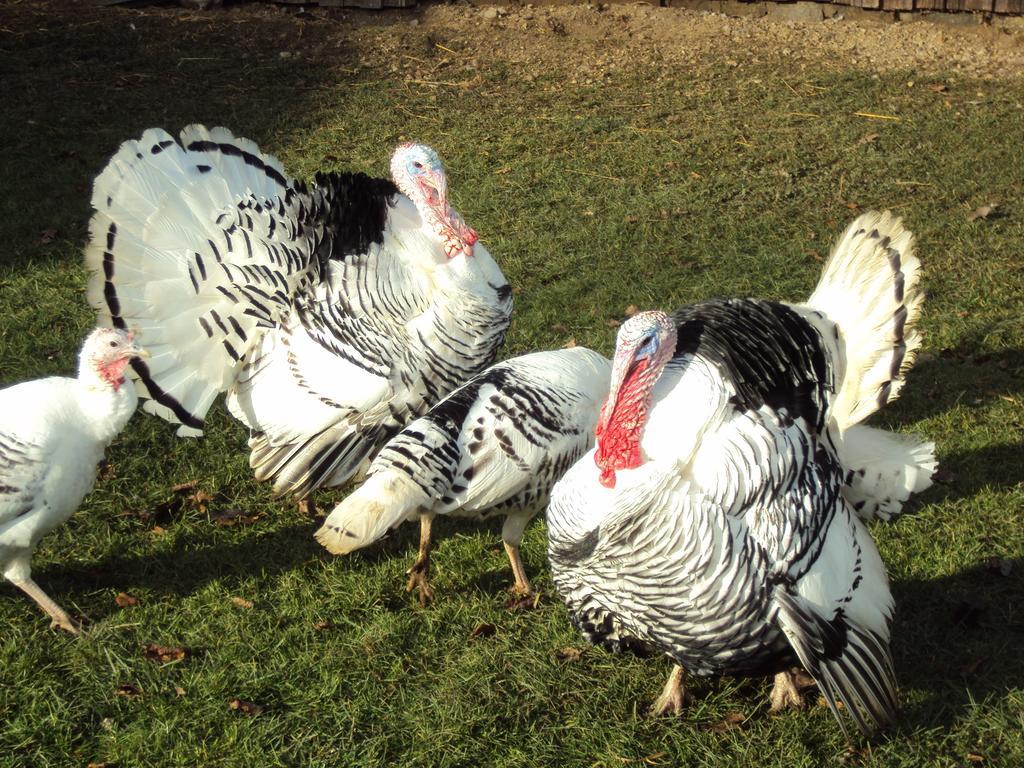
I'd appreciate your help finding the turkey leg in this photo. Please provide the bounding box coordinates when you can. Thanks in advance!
[13,577,79,635]
[405,513,434,605]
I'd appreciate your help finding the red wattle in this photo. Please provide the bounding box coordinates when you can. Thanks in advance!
[598,466,617,488]
[594,357,650,486]
[97,358,130,390]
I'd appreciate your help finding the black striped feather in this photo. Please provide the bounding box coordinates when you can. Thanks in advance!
[0,430,42,526]
[775,588,898,738]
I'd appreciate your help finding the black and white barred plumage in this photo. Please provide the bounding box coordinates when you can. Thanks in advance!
[316,348,610,595]
[547,212,934,737]
[86,126,512,498]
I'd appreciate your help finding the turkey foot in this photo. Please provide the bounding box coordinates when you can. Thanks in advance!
[503,540,540,610]
[769,669,809,712]
[15,578,80,635]
[651,665,693,716]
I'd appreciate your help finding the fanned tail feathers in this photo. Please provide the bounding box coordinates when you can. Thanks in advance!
[774,588,898,739]
[806,211,924,429]
[838,424,936,522]
[315,471,426,555]
[85,125,321,435]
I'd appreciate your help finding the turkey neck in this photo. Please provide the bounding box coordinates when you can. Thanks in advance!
[77,362,139,443]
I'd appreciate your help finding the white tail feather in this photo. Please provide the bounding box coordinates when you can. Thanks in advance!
[806,211,924,429]
[315,471,427,555]
[837,425,936,522]
[85,125,319,435]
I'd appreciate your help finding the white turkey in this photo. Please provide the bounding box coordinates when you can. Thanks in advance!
[315,347,611,604]
[1,328,147,633]
[546,211,935,738]
[85,126,511,507]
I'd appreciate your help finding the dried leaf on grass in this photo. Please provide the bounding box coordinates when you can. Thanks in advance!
[313,620,334,631]
[469,622,497,639]
[708,711,747,733]
[230,596,254,610]
[562,337,577,349]
[114,683,142,698]
[624,304,639,317]
[554,647,583,662]
[506,592,542,611]
[968,204,998,222]
[122,481,217,527]
[143,643,190,663]
[228,698,263,716]
[187,489,213,514]
[115,592,139,608]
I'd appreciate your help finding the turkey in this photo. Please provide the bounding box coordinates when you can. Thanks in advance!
[1,328,147,634]
[546,211,935,738]
[85,126,511,507]
[315,347,611,604]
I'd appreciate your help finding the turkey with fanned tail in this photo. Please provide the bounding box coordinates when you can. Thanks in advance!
[546,211,935,738]
[315,347,611,605]
[85,126,512,504]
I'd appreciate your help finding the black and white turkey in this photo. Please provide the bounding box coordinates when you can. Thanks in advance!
[85,126,512,505]
[1,328,147,633]
[315,347,611,603]
[546,211,935,738]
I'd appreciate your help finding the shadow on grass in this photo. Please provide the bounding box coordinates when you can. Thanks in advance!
[892,558,1024,733]
[880,344,1024,429]
[0,1,376,272]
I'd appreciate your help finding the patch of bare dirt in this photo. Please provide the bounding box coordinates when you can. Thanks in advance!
[401,3,1024,80]
[319,2,1024,82]
[9,1,1024,82]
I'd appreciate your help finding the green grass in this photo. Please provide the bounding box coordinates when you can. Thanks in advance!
[2,3,1024,767]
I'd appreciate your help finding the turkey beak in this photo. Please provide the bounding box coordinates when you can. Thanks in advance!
[128,340,150,359]
[420,167,448,210]
[596,348,636,438]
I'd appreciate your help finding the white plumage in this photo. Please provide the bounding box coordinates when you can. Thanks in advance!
[0,328,146,633]
[316,347,611,602]
[85,127,512,501]
[547,212,935,737]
